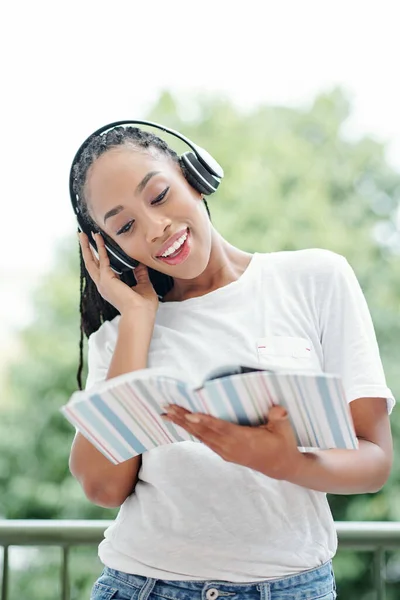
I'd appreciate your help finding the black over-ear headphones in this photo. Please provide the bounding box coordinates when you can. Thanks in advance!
[69,120,224,296]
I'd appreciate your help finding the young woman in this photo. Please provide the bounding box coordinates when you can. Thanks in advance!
[69,123,394,600]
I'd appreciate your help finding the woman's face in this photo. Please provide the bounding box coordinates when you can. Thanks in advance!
[85,145,213,279]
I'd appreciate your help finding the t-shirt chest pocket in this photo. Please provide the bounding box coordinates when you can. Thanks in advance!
[256,335,317,372]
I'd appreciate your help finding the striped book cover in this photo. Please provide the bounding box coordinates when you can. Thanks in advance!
[61,368,358,464]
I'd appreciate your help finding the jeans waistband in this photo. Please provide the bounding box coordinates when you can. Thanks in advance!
[102,560,333,592]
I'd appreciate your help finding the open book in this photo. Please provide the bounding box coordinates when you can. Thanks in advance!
[61,365,358,464]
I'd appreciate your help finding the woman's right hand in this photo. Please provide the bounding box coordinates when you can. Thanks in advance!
[79,231,159,317]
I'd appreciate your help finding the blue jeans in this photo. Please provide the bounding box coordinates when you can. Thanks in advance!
[90,561,337,599]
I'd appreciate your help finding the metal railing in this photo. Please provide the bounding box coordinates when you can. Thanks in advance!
[1,520,400,600]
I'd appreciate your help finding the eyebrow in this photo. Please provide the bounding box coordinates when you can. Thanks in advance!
[103,170,161,225]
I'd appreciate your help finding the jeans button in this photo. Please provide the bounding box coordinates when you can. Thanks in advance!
[206,589,219,600]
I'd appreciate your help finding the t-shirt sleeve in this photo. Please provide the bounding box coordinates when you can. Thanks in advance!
[71,320,117,436]
[84,320,117,390]
[319,254,395,414]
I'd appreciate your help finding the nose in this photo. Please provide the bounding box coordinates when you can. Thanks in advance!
[144,212,172,244]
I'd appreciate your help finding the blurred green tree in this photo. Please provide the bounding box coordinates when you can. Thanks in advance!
[1,88,399,599]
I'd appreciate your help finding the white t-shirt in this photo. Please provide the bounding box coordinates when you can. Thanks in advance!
[85,249,394,582]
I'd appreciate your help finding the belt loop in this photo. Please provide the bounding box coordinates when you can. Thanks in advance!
[257,581,270,600]
[138,577,157,600]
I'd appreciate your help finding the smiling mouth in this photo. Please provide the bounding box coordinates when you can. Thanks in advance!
[156,228,191,265]
[156,228,189,258]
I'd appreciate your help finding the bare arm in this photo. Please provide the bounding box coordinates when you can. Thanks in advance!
[69,233,159,508]
[69,311,155,508]
[288,397,393,494]
[163,396,393,496]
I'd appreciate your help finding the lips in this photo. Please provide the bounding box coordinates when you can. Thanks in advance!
[156,228,189,258]
[156,228,191,266]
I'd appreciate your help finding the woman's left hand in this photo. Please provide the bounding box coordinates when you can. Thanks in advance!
[162,405,303,481]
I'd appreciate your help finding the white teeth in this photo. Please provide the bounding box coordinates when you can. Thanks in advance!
[161,231,188,257]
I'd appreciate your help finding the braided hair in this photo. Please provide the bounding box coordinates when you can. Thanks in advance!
[72,126,211,389]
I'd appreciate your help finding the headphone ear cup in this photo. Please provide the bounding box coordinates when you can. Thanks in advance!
[78,216,139,275]
[95,237,174,299]
[180,161,211,196]
[101,235,139,273]
[79,224,173,299]
[180,152,221,195]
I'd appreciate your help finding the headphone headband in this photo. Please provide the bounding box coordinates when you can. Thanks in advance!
[72,119,200,160]
[70,119,223,213]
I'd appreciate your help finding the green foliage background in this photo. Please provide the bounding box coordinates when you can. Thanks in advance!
[1,88,399,599]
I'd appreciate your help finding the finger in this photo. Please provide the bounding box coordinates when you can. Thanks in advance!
[79,232,99,267]
[164,406,240,435]
[134,264,151,285]
[78,232,100,283]
[161,405,192,428]
[163,413,226,452]
[269,406,288,419]
[185,412,239,435]
[162,414,223,453]
[267,406,288,424]
[92,232,111,269]
[163,408,236,447]
[265,406,293,436]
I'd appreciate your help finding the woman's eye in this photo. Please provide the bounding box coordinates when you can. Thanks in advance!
[115,187,169,235]
[151,186,169,205]
[116,220,134,236]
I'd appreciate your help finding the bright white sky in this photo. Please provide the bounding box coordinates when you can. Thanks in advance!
[1,0,400,346]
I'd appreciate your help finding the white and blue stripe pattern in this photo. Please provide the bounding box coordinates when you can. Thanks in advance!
[61,370,358,464]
